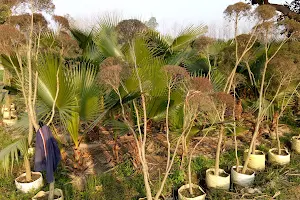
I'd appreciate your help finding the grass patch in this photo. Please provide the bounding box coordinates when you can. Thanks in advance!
[0,128,18,151]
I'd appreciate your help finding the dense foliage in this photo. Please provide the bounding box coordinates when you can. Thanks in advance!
[0,0,300,199]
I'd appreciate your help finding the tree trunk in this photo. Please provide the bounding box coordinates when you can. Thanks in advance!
[142,160,152,200]
[188,155,193,195]
[233,85,240,172]
[28,120,34,146]
[214,125,224,176]
[242,122,260,174]
[24,156,32,182]
[252,137,256,154]
[276,120,281,155]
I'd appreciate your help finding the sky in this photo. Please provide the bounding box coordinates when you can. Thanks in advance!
[52,0,292,36]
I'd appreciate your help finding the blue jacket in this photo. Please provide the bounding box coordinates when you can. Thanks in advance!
[34,125,61,183]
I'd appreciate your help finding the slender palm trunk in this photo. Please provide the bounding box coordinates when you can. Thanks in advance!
[242,42,269,173]
[214,125,224,176]
[188,156,193,195]
[24,5,35,183]
[24,156,32,181]
[130,42,152,200]
[154,135,182,200]
[276,120,281,155]
[142,161,152,200]
[234,131,240,173]
[165,86,171,170]
[242,122,260,174]
[252,137,256,155]
[180,135,187,169]
[207,54,211,81]
[233,85,240,172]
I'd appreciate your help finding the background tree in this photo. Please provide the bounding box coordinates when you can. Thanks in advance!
[145,17,158,30]
[0,4,10,24]
[116,19,148,44]
[249,0,300,22]
[287,0,300,13]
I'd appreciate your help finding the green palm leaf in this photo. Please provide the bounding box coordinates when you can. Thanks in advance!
[0,138,27,175]
[170,25,207,52]
[69,61,100,121]
[37,54,77,125]
[67,111,80,148]
[94,25,123,58]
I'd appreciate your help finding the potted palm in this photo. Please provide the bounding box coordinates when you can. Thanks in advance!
[205,92,233,190]
[222,2,266,173]
[0,0,61,195]
[177,77,215,199]
[265,51,300,165]
[231,85,255,187]
[267,62,300,165]
[178,128,212,200]
[0,23,42,194]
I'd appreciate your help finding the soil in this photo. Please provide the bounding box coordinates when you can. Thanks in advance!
[271,149,289,156]
[16,173,41,183]
[209,170,229,177]
[218,172,229,177]
[233,167,254,175]
[180,187,205,198]
[35,194,61,200]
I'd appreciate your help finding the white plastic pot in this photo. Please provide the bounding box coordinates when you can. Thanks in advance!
[178,183,206,200]
[3,118,17,126]
[231,166,255,187]
[205,168,230,190]
[32,188,64,200]
[3,110,10,119]
[268,148,290,165]
[243,149,265,171]
[291,136,300,154]
[15,172,43,193]
[1,105,9,114]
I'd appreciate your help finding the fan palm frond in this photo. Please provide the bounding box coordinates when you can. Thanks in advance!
[145,30,171,57]
[210,68,227,92]
[0,54,20,76]
[69,60,100,121]
[170,24,207,52]
[70,28,104,64]
[0,137,27,175]
[39,31,58,49]
[94,25,123,59]
[169,103,184,131]
[67,111,80,148]
[37,54,77,125]
[97,13,122,30]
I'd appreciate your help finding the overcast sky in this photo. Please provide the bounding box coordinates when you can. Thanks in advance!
[52,0,291,36]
